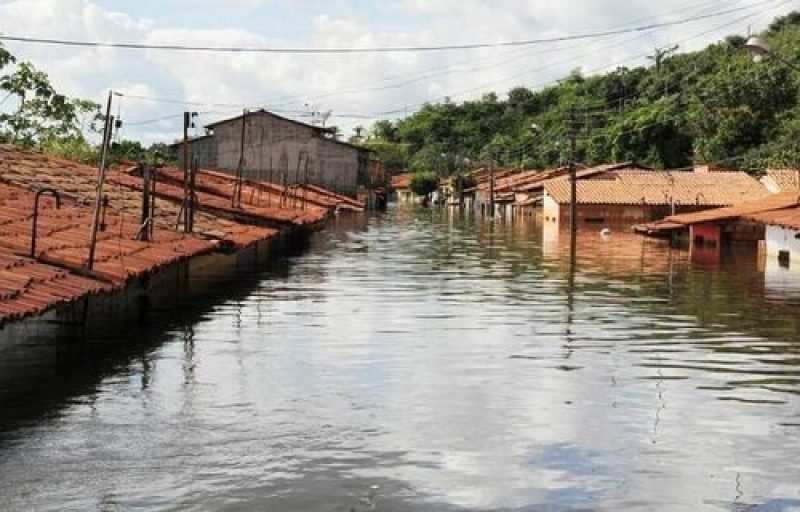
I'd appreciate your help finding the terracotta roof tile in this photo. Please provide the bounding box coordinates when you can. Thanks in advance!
[131,164,362,213]
[662,191,800,225]
[763,168,800,193]
[0,181,217,286]
[391,173,411,189]
[545,170,768,206]
[0,247,109,325]
[742,206,800,230]
[0,144,281,247]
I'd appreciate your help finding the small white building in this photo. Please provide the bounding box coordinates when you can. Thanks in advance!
[765,224,800,270]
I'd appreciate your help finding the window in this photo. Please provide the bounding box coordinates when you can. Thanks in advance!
[778,250,790,268]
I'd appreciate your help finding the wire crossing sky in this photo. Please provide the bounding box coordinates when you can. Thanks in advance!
[0,0,794,143]
[0,0,780,54]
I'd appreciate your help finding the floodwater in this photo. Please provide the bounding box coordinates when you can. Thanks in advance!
[1,206,799,511]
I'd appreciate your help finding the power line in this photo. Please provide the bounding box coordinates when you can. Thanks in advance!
[261,0,735,108]
[122,1,772,127]
[376,0,784,118]
[111,0,780,130]
[0,1,780,54]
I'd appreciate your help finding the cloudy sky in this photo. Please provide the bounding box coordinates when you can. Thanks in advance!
[0,0,795,144]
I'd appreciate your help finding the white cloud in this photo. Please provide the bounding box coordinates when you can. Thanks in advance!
[0,0,795,144]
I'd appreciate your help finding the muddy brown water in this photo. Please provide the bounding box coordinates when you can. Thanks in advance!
[0,205,799,511]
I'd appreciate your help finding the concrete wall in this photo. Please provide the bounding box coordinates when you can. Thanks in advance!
[765,225,800,270]
[543,194,560,223]
[179,113,364,197]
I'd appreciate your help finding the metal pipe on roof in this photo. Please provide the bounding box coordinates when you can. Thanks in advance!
[31,188,61,258]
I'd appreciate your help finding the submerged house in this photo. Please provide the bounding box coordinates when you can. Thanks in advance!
[391,173,419,203]
[543,167,769,229]
[170,109,372,198]
[748,206,800,269]
[634,191,800,265]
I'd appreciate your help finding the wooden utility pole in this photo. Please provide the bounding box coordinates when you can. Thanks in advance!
[488,159,495,217]
[87,91,114,270]
[567,107,578,245]
[182,111,190,232]
[233,109,248,208]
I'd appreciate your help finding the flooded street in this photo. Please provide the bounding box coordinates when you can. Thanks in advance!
[1,205,799,511]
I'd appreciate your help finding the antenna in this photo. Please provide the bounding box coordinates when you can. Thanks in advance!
[320,110,332,127]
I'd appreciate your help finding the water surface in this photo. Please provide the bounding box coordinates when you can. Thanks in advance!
[1,206,799,511]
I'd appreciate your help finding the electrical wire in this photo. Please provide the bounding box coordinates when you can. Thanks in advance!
[376,0,786,118]
[0,0,780,54]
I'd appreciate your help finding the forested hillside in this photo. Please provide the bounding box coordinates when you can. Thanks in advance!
[366,12,800,175]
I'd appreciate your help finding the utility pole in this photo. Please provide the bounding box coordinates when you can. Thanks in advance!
[180,111,198,232]
[488,156,495,217]
[566,106,579,255]
[87,90,114,270]
[182,111,190,232]
[233,109,248,208]
[649,45,678,97]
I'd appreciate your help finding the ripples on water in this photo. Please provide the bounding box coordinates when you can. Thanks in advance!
[1,205,799,511]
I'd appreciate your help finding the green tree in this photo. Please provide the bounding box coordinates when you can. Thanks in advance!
[409,172,439,198]
[366,12,800,174]
[0,44,101,151]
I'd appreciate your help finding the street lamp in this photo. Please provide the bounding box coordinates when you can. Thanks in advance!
[745,35,800,71]
[525,123,542,169]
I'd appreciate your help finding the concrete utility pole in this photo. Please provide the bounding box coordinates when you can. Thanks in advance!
[488,155,495,217]
[87,90,114,270]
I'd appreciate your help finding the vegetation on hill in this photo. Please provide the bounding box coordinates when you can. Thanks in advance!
[1,12,799,175]
[365,12,800,175]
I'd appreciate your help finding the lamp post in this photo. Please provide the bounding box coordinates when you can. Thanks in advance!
[438,152,447,205]
[528,122,542,170]
[745,35,800,71]
[455,157,472,210]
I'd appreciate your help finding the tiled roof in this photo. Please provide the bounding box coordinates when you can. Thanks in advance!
[743,208,800,230]
[762,168,800,193]
[0,247,109,326]
[391,173,411,189]
[0,144,286,246]
[663,191,800,225]
[632,191,800,234]
[517,162,649,193]
[0,181,216,286]
[544,170,768,206]
[484,169,544,193]
[155,165,363,212]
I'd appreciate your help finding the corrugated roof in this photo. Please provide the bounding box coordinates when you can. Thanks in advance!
[544,170,768,206]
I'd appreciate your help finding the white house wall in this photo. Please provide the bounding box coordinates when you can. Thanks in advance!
[765,225,800,270]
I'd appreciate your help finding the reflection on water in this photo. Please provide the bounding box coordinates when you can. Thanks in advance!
[0,206,799,511]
